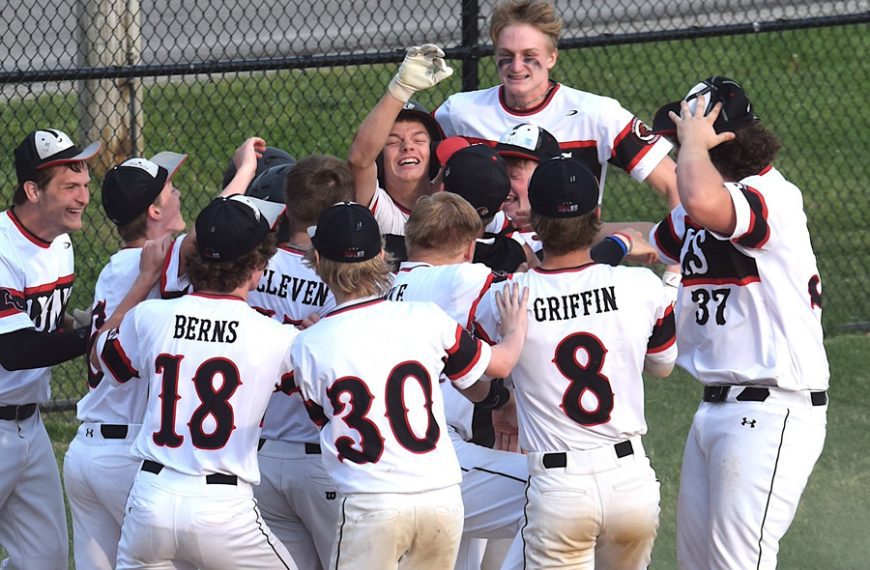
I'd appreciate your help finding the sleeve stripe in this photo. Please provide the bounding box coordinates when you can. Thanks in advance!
[466,273,495,330]
[101,335,139,383]
[734,185,770,249]
[23,274,74,296]
[443,325,484,380]
[647,305,677,354]
[653,216,682,262]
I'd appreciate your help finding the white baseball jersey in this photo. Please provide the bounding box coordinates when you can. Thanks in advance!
[97,293,298,484]
[474,264,677,452]
[289,296,492,494]
[386,261,494,441]
[650,165,829,389]
[77,247,158,424]
[248,244,336,444]
[0,209,75,404]
[434,83,673,201]
[159,234,191,298]
[368,184,412,236]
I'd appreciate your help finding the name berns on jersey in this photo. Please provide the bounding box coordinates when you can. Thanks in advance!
[173,315,239,343]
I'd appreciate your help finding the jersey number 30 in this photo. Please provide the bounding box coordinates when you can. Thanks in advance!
[555,333,614,426]
[327,361,440,464]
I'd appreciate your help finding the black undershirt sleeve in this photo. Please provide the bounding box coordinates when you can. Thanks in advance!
[0,327,88,371]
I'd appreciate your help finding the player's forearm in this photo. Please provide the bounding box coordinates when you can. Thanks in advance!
[485,333,524,379]
[643,355,675,378]
[0,327,87,370]
[644,157,680,209]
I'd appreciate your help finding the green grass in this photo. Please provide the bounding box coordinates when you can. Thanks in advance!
[4,334,866,569]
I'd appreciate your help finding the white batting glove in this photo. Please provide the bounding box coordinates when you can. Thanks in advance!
[388,44,454,103]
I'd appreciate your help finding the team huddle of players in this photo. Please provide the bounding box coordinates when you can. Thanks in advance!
[0,1,830,569]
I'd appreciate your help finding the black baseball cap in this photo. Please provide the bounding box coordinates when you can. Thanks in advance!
[14,128,101,185]
[442,144,511,219]
[102,152,187,226]
[308,202,381,263]
[652,76,758,136]
[221,146,296,190]
[195,194,286,262]
[528,156,599,218]
[397,100,444,142]
[495,124,561,162]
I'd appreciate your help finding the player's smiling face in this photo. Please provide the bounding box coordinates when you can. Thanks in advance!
[383,119,431,186]
[31,165,91,238]
[495,24,558,109]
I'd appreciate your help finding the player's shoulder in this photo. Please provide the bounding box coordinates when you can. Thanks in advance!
[555,83,625,114]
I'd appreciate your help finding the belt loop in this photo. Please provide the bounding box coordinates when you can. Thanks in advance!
[810,391,828,406]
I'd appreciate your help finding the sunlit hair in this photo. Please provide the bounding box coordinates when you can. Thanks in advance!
[708,122,781,181]
[304,242,394,299]
[531,210,600,255]
[284,154,354,232]
[405,193,482,258]
[490,0,563,50]
[13,161,86,206]
[186,232,277,293]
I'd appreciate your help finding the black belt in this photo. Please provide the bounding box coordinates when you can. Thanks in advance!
[257,438,322,454]
[0,403,37,421]
[141,460,237,485]
[100,424,128,439]
[703,386,828,406]
[542,440,634,469]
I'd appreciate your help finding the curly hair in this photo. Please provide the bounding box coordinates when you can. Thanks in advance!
[709,122,781,181]
[531,210,601,255]
[186,232,277,293]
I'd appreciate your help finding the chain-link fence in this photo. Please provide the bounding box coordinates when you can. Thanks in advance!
[2,1,867,420]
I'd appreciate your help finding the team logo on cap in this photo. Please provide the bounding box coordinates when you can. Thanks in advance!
[557,201,579,214]
[343,248,366,259]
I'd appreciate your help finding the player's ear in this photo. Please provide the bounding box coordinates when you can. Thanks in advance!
[546,47,558,70]
[147,202,162,221]
[22,181,40,203]
[464,239,476,262]
[592,206,602,221]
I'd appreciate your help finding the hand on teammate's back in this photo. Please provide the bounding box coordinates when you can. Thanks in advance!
[388,44,454,103]
[495,282,529,339]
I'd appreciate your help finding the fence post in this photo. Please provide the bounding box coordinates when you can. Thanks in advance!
[77,0,143,174]
[460,0,480,92]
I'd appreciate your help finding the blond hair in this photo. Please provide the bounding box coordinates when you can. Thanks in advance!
[405,193,482,258]
[490,0,563,49]
[305,245,395,298]
[531,211,600,255]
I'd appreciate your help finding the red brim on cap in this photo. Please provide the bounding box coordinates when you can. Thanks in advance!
[36,140,102,170]
[495,144,541,162]
[651,101,682,136]
[436,137,471,165]
[149,151,188,182]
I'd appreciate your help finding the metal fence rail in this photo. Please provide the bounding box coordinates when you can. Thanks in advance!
[1,1,867,419]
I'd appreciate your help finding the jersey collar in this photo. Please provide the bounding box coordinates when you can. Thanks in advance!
[6,209,53,248]
[498,81,560,117]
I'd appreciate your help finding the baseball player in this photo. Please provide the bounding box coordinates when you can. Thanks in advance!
[248,154,353,569]
[349,43,451,238]
[474,156,677,569]
[434,0,678,209]
[649,77,829,569]
[62,151,187,570]
[94,194,299,570]
[0,128,100,569]
[386,191,528,570]
[288,202,529,570]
